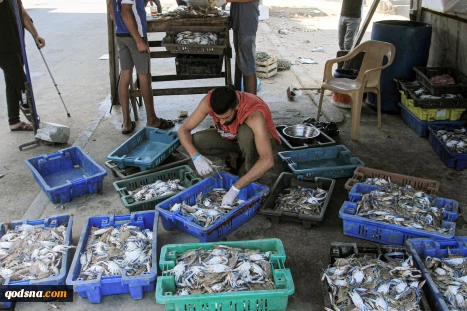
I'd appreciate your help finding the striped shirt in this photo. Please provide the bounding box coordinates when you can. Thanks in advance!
[112,0,147,37]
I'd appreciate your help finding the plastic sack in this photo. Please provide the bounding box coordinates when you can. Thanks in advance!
[422,0,467,13]
[186,0,226,8]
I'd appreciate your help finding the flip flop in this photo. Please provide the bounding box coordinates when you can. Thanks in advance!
[10,122,33,132]
[157,118,175,130]
[224,155,244,175]
[122,121,136,135]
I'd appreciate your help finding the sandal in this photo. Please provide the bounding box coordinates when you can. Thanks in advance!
[121,121,136,135]
[10,122,33,132]
[19,104,40,124]
[224,155,244,175]
[156,118,175,130]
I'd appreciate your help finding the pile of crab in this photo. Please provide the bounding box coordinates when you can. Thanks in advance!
[165,245,275,295]
[322,252,425,311]
[0,223,73,283]
[78,224,153,280]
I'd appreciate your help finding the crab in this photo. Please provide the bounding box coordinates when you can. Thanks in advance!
[103,261,122,276]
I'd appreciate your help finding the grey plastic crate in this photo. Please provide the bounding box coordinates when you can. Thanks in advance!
[259,172,335,229]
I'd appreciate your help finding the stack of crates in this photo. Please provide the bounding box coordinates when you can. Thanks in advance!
[397,67,467,137]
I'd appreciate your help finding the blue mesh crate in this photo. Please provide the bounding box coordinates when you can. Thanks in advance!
[25,146,107,204]
[155,172,269,242]
[339,201,456,245]
[0,302,12,309]
[399,103,465,137]
[429,124,467,171]
[406,237,467,311]
[278,145,365,178]
[107,127,180,171]
[66,211,158,304]
[0,214,73,286]
[348,183,459,221]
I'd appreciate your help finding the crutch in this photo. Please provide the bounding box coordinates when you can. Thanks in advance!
[37,47,71,117]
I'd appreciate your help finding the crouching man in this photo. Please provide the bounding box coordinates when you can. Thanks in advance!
[178,86,280,206]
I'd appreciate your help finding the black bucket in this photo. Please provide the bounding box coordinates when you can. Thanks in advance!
[367,20,432,113]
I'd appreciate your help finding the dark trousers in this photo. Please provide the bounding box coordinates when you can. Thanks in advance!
[192,124,277,172]
[0,52,26,125]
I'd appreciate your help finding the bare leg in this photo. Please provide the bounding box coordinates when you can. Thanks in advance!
[119,69,133,132]
[228,152,240,169]
[243,73,257,95]
[137,72,160,127]
[234,60,242,91]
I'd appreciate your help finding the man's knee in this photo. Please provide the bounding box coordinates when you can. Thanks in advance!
[192,131,206,150]
[237,124,254,142]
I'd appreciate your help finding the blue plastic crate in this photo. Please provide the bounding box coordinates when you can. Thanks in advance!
[278,145,365,178]
[398,103,465,137]
[155,172,269,242]
[0,302,12,309]
[0,214,73,286]
[429,124,467,171]
[406,237,467,311]
[25,146,107,204]
[66,211,158,304]
[348,183,459,221]
[339,201,456,245]
[107,127,180,171]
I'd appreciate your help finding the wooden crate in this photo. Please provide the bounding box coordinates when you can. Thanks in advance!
[256,56,278,78]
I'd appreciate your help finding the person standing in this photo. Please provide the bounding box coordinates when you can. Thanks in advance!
[338,0,364,51]
[0,0,45,131]
[228,0,259,95]
[147,0,162,14]
[109,0,174,134]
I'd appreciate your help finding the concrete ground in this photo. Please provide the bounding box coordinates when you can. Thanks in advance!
[1,0,466,310]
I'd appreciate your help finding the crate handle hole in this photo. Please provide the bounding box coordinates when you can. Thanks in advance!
[164,292,173,296]
[169,251,175,255]
[77,278,83,281]
[102,220,108,224]
[137,217,143,221]
[51,274,57,277]
[277,278,284,282]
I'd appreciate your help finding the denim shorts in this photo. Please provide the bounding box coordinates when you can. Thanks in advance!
[233,31,256,76]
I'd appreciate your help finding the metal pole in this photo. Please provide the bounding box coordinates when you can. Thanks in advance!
[38,48,71,117]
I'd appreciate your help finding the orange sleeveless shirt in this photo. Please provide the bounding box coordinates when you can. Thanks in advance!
[206,90,281,143]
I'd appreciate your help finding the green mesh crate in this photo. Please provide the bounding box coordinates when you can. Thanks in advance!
[156,239,295,311]
[113,165,201,212]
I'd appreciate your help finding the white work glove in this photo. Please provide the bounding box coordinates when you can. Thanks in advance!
[222,186,240,206]
[192,154,213,176]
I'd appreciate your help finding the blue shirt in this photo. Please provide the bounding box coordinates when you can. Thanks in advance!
[112,0,147,37]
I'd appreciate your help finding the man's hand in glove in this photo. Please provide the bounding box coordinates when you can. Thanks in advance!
[192,153,213,176]
[222,186,240,206]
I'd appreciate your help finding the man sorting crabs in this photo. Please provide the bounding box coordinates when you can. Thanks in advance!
[178,86,281,206]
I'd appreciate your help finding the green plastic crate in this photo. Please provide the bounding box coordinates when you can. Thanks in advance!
[113,165,201,212]
[156,238,295,311]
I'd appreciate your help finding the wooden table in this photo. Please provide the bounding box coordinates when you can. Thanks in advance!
[107,10,232,120]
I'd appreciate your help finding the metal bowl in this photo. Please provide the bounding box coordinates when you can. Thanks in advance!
[282,124,320,144]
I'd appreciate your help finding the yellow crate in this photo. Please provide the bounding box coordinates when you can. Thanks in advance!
[399,91,466,121]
